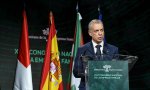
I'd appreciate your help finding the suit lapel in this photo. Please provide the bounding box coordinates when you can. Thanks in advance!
[103,43,113,55]
[103,43,109,55]
[86,41,95,55]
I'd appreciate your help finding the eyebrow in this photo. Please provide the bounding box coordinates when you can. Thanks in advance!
[93,29,104,31]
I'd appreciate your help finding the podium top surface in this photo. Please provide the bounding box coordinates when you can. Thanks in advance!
[80,54,138,62]
[80,54,138,71]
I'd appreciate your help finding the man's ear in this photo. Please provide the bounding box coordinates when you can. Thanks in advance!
[88,32,92,36]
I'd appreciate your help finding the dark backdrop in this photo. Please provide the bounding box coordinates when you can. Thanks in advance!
[0,0,150,90]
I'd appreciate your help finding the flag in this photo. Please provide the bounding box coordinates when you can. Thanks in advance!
[71,12,84,90]
[98,5,102,20]
[13,10,33,90]
[67,12,84,90]
[98,10,102,20]
[98,6,106,42]
[40,12,63,90]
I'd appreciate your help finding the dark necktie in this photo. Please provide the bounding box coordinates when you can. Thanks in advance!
[95,45,101,60]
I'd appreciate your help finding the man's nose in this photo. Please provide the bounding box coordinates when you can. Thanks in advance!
[98,31,102,35]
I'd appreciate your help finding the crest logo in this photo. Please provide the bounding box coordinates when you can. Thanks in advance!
[103,65,111,72]
[42,28,49,36]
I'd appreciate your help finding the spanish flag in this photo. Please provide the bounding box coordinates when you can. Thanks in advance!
[40,12,63,90]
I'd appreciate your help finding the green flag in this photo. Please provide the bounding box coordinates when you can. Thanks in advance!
[67,12,84,90]
[71,12,84,90]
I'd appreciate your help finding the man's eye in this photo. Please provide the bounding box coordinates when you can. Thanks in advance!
[101,29,104,31]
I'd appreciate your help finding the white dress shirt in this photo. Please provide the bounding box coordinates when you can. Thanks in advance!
[92,40,104,54]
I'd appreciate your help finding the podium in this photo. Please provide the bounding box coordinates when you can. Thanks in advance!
[78,54,138,90]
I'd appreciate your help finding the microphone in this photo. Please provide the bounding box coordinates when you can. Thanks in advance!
[80,49,89,63]
[82,48,87,56]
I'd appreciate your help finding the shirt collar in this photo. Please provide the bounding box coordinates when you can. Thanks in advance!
[92,40,104,54]
[92,40,104,48]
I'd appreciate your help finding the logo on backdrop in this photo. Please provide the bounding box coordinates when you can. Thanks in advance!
[29,27,73,42]
[42,27,49,36]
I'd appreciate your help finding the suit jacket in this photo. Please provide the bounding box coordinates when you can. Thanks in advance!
[73,41,118,90]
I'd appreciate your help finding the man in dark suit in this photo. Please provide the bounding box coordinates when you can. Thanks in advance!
[73,19,119,90]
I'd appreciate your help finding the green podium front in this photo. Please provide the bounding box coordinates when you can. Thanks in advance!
[87,60,129,90]
[80,54,138,90]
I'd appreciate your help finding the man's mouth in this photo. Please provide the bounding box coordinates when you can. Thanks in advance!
[98,37,102,39]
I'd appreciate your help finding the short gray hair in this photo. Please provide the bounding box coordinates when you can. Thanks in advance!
[88,19,103,31]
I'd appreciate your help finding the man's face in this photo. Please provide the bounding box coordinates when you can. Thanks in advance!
[89,23,104,44]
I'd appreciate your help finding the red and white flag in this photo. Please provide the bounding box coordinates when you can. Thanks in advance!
[13,10,33,90]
